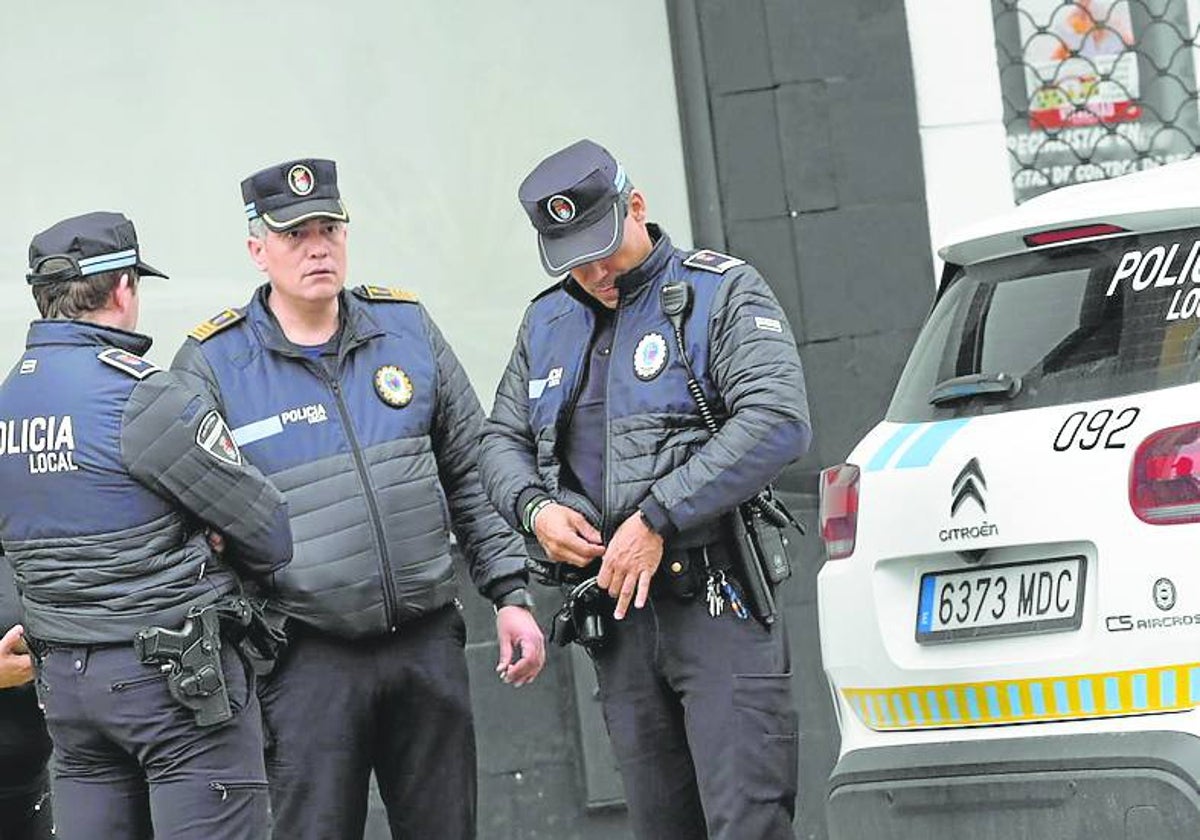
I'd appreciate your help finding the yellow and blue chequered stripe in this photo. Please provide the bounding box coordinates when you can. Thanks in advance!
[844,662,1200,730]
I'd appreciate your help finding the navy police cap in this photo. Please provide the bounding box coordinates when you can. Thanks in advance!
[241,158,349,231]
[518,139,629,276]
[26,211,167,286]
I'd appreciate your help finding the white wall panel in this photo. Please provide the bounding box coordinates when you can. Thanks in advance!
[905,0,1014,280]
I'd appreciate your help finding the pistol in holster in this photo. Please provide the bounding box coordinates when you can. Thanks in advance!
[134,604,231,727]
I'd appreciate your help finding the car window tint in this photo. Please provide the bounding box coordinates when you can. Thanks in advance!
[889,227,1200,422]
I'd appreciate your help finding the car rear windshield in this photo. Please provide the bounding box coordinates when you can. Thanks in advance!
[889,226,1200,422]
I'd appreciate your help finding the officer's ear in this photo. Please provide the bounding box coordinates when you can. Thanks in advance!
[112,272,136,305]
[109,272,138,324]
[627,190,647,224]
[246,235,268,273]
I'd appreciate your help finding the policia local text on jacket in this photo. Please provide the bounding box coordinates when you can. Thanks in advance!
[0,322,292,644]
[0,208,293,840]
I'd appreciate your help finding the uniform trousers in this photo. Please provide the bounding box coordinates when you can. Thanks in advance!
[592,592,798,840]
[259,603,476,840]
[0,769,53,840]
[36,641,268,840]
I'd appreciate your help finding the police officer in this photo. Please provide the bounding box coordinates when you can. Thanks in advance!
[0,212,294,839]
[171,158,547,840]
[479,140,812,839]
[0,553,52,840]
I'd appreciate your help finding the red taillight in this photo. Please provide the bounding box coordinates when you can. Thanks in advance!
[1130,422,1200,524]
[820,463,860,559]
[1023,223,1127,247]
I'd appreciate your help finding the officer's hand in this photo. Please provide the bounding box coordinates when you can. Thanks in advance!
[495,607,546,687]
[598,513,663,620]
[533,504,605,567]
[0,624,34,689]
[206,529,226,555]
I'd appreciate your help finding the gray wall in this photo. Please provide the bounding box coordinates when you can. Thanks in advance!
[0,2,692,401]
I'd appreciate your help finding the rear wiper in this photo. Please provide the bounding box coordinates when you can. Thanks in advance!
[928,372,1021,406]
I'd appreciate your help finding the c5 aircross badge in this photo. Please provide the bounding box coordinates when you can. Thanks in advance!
[633,332,668,381]
[374,365,413,408]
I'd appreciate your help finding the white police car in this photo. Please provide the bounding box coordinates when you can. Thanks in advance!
[818,158,1200,839]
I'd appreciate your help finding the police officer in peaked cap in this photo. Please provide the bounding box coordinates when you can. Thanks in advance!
[172,158,547,840]
[479,140,811,839]
[0,211,294,839]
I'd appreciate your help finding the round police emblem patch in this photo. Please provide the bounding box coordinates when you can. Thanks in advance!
[546,194,576,224]
[633,332,668,381]
[288,164,315,196]
[374,365,414,408]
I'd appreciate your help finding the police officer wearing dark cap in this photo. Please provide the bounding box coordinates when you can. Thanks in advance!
[0,211,294,840]
[479,140,811,839]
[172,158,547,840]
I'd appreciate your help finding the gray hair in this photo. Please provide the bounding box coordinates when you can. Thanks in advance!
[247,217,268,240]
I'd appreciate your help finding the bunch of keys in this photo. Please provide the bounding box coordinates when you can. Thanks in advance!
[706,570,749,620]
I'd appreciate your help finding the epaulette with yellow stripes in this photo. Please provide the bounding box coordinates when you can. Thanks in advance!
[353,285,420,303]
[189,308,245,342]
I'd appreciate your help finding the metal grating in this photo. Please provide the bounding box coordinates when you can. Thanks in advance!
[993,0,1200,201]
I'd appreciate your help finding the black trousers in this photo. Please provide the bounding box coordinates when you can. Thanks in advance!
[592,594,798,840]
[36,642,268,840]
[0,770,53,840]
[259,604,476,840]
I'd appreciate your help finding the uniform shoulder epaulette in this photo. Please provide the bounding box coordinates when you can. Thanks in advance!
[189,308,245,342]
[530,280,563,303]
[353,285,420,303]
[97,347,161,380]
[682,249,747,274]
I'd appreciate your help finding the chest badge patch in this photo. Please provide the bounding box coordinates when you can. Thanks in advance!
[374,365,414,408]
[633,332,669,381]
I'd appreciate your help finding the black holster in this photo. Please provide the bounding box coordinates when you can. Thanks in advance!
[549,577,612,653]
[134,604,230,727]
[213,597,289,676]
[725,492,802,627]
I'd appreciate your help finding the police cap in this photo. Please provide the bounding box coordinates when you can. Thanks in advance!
[26,211,167,286]
[241,158,349,231]
[518,139,629,276]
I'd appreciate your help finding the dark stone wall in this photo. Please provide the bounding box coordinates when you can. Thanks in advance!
[672,0,935,486]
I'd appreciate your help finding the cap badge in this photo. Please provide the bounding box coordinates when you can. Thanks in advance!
[374,365,414,408]
[546,194,576,224]
[633,332,669,381]
[288,164,315,197]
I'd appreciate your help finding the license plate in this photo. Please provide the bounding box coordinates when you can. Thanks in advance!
[915,556,1086,644]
